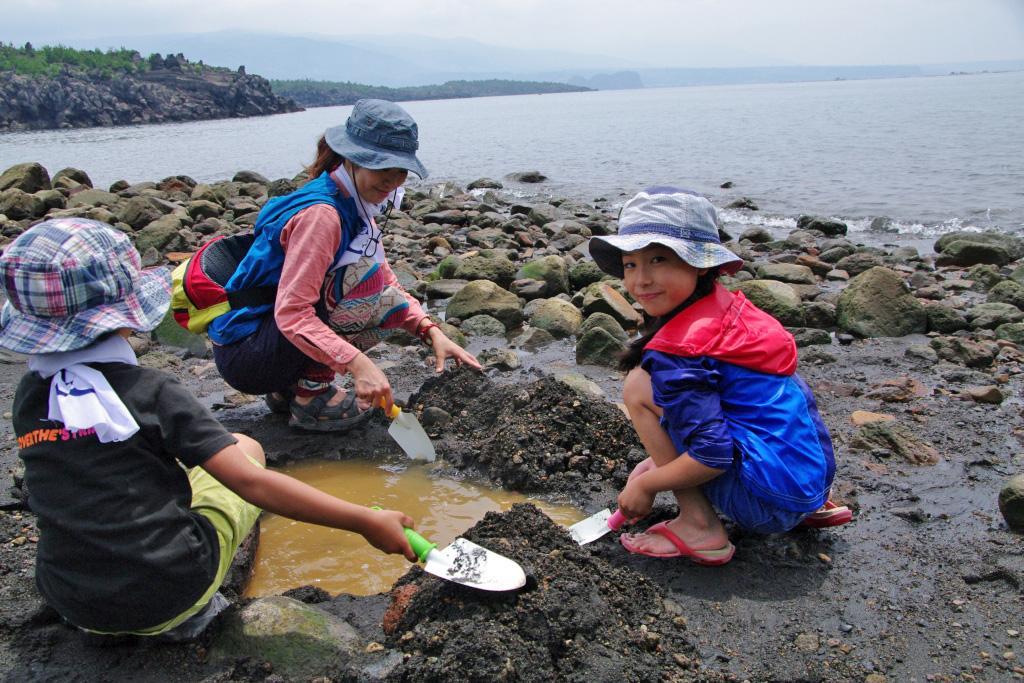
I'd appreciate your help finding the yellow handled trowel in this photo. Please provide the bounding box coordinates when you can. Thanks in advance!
[384,404,436,462]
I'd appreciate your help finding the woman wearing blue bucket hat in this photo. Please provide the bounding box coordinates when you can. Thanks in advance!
[209,99,480,432]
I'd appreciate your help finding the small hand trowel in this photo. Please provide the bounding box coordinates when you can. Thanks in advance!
[385,404,436,462]
[567,508,629,545]
[404,528,526,592]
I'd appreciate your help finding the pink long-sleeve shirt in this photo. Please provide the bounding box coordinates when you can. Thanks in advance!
[274,203,428,374]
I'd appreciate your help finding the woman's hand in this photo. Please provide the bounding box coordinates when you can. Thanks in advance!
[617,477,656,521]
[426,326,482,373]
[347,352,393,411]
[361,508,416,561]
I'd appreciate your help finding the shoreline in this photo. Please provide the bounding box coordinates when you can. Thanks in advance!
[1,160,1023,681]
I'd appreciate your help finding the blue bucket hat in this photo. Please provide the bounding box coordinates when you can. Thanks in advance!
[324,99,428,178]
[589,186,743,278]
[0,218,171,354]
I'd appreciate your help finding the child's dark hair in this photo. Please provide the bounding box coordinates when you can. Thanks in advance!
[618,267,721,371]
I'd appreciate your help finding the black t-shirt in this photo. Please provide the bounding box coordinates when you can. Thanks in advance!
[13,362,237,632]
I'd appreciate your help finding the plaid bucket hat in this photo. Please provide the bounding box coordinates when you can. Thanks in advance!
[325,99,429,178]
[0,217,171,354]
[589,186,743,279]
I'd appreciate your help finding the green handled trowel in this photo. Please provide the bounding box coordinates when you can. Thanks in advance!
[404,528,527,592]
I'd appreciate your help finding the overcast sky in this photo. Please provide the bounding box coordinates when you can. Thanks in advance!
[6,0,1024,67]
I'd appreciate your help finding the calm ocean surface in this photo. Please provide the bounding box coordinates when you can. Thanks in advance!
[2,71,1022,242]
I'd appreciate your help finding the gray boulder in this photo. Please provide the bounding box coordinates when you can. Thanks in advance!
[834,252,885,276]
[212,596,361,681]
[734,279,804,327]
[569,260,606,291]
[836,266,927,337]
[966,302,1024,330]
[576,327,626,367]
[579,312,629,344]
[453,254,517,289]
[446,280,524,330]
[995,322,1024,345]
[507,170,547,183]
[925,302,970,333]
[580,282,643,329]
[987,279,1024,310]
[52,167,92,188]
[998,474,1024,530]
[0,162,51,193]
[517,255,570,296]
[0,188,45,220]
[756,263,817,285]
[797,214,848,236]
[933,231,1024,267]
[467,177,503,190]
[528,298,583,339]
[461,314,507,336]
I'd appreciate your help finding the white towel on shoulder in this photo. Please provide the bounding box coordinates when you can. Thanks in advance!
[27,335,140,443]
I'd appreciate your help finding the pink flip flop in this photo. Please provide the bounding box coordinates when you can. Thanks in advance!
[798,500,853,528]
[620,521,735,566]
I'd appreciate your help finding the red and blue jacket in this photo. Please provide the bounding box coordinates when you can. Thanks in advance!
[643,282,835,513]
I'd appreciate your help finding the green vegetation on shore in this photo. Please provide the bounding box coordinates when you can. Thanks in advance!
[0,42,149,77]
[270,78,592,107]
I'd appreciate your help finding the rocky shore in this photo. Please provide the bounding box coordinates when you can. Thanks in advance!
[0,53,301,132]
[0,161,1023,682]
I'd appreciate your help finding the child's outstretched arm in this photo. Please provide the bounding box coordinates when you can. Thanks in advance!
[200,440,417,561]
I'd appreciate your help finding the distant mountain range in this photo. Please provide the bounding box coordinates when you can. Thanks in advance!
[63,31,1024,90]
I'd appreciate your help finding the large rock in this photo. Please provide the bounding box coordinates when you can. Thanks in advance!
[925,302,970,333]
[756,262,817,285]
[569,260,606,291]
[516,255,570,296]
[929,336,999,368]
[995,322,1024,345]
[453,254,517,289]
[797,214,848,236]
[579,312,629,343]
[834,251,885,276]
[966,302,1024,330]
[836,267,927,337]
[580,282,642,329]
[528,203,563,226]
[0,162,51,193]
[446,280,524,330]
[576,327,626,367]
[734,279,804,327]
[66,188,120,209]
[528,298,583,339]
[507,170,547,183]
[999,474,1024,530]
[52,167,92,188]
[0,188,45,220]
[987,279,1024,310]
[849,421,939,465]
[132,215,186,253]
[212,596,361,680]
[933,231,1024,267]
[118,195,177,229]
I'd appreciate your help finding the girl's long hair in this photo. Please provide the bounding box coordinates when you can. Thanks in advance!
[307,136,343,180]
[618,267,720,371]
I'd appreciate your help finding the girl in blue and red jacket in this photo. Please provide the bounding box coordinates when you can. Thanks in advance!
[589,187,851,565]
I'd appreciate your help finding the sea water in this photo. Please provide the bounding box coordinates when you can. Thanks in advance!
[2,70,1021,241]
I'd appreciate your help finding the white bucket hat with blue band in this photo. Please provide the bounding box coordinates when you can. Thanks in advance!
[324,99,429,179]
[0,217,171,355]
[588,186,744,279]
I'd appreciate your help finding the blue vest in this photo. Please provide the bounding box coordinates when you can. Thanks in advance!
[208,172,361,345]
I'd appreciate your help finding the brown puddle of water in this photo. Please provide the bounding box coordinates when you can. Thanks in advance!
[245,459,586,597]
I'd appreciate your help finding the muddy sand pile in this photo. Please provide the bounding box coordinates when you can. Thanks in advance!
[409,368,645,497]
[382,504,730,682]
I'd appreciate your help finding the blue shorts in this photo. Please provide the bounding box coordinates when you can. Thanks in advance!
[702,466,808,533]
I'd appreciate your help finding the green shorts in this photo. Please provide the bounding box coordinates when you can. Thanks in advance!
[131,457,263,636]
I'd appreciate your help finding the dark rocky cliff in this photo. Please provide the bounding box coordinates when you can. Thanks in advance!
[0,53,301,132]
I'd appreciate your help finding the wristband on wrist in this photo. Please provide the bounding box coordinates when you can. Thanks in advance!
[416,321,440,344]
